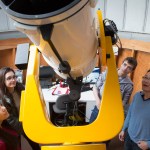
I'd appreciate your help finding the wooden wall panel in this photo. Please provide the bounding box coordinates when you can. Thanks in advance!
[0,38,31,50]
[121,38,150,53]
[131,51,150,101]
[0,37,150,102]
[116,48,150,103]
[0,49,17,68]
[0,38,48,68]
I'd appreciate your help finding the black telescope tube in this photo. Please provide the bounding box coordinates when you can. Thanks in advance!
[0,0,80,18]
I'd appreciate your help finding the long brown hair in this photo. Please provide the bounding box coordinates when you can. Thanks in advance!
[0,67,24,106]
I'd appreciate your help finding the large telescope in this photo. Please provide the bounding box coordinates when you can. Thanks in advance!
[0,0,99,79]
[0,1,124,150]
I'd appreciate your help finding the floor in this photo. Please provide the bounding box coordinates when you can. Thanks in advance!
[107,135,124,150]
[21,133,124,150]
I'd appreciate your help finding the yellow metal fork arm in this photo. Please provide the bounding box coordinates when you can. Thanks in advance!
[19,10,124,150]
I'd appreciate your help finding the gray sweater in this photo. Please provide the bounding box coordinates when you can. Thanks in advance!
[96,70,133,113]
[122,92,150,148]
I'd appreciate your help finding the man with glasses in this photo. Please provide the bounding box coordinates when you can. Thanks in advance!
[119,69,150,150]
[89,57,138,123]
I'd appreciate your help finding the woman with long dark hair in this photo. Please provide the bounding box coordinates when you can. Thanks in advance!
[0,67,40,150]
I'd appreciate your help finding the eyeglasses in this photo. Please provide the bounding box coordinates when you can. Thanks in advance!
[5,75,17,81]
[142,76,150,80]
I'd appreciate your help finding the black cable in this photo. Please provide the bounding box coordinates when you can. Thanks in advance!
[115,43,120,49]
[40,24,73,80]
[103,18,119,45]
[77,109,90,122]
[117,34,122,49]
[48,40,67,67]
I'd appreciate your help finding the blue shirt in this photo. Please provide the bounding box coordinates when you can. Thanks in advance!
[122,92,150,148]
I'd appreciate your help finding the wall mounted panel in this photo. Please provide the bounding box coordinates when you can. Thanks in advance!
[0,9,8,31]
[144,0,150,33]
[124,0,146,32]
[105,0,125,30]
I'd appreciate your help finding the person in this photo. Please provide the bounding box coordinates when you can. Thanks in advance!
[119,69,150,150]
[0,67,41,150]
[0,102,21,150]
[89,57,137,123]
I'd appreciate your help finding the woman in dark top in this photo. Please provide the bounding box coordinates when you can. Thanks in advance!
[0,67,40,150]
[0,105,18,150]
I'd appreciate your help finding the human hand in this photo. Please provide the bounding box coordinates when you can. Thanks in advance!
[92,85,97,94]
[0,105,9,121]
[92,85,101,109]
[119,131,125,141]
[137,141,149,150]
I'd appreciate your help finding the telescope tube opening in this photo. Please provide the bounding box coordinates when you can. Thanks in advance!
[0,0,80,18]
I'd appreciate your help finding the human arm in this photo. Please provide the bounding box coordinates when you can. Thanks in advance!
[118,112,130,141]
[94,70,107,109]
[121,100,132,131]
[93,85,101,109]
[96,70,107,90]
[6,113,23,134]
[119,95,137,141]
[118,105,131,141]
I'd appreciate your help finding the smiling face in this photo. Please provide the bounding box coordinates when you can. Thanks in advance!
[142,71,150,92]
[4,71,17,92]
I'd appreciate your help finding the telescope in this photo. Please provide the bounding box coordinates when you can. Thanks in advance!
[0,0,99,79]
[0,1,124,150]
